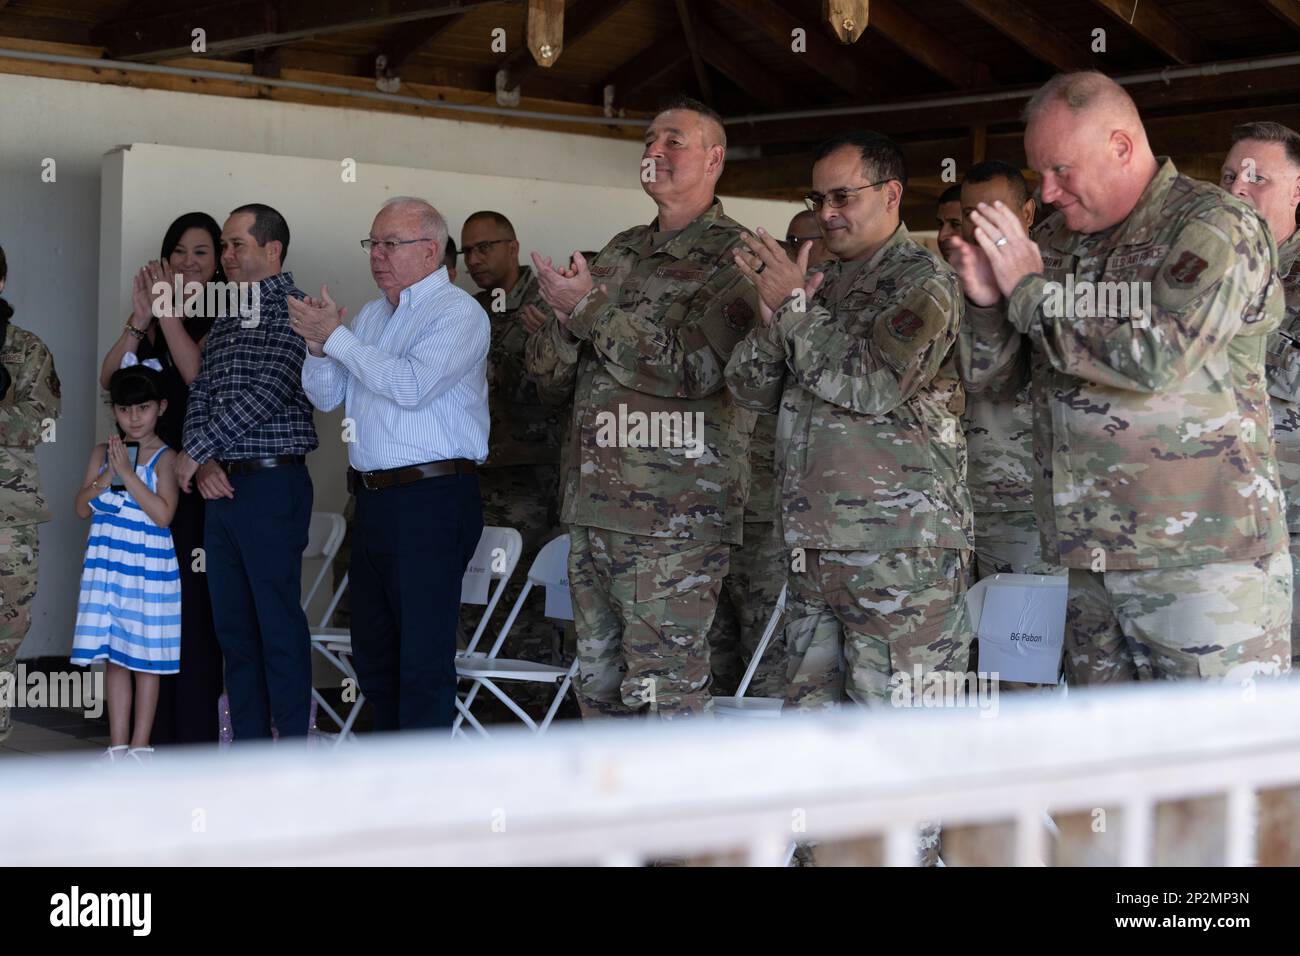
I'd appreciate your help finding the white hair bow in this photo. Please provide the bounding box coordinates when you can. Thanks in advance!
[120,353,163,372]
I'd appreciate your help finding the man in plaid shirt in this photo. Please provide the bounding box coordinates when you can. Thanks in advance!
[178,203,318,742]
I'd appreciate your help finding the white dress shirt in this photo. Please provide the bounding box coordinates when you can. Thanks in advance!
[301,267,490,471]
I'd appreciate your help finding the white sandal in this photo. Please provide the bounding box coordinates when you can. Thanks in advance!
[102,745,129,763]
[126,746,154,765]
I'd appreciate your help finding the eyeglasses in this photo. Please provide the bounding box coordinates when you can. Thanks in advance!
[360,237,435,254]
[461,238,511,259]
[804,180,894,212]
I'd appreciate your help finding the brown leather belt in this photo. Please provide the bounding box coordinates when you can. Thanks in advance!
[348,459,476,493]
[222,455,305,476]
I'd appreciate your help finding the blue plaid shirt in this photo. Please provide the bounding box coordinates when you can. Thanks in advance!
[183,271,319,463]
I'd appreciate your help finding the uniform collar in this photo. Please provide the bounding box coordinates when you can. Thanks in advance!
[1108,157,1180,248]
[628,198,727,260]
[1040,157,1180,254]
[823,222,910,285]
[503,264,536,311]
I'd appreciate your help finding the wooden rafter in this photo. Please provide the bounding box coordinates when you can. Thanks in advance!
[714,0,878,99]
[1090,0,1212,64]
[93,0,509,62]
[825,0,870,43]
[372,10,475,77]
[674,0,713,104]
[602,33,691,104]
[498,0,635,86]
[527,0,564,69]
[1259,0,1300,34]
[956,0,1100,72]
[871,0,984,87]
[695,7,793,109]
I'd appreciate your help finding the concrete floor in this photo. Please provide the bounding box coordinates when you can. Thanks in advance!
[0,705,109,758]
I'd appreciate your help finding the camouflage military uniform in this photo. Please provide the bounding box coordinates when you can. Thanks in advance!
[705,410,788,698]
[966,159,1291,684]
[525,200,759,719]
[0,320,61,743]
[956,370,1042,577]
[456,266,568,680]
[726,224,974,711]
[1263,229,1300,667]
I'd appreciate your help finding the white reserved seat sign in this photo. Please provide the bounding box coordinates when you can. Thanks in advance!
[460,557,491,604]
[972,574,1068,684]
[544,574,573,621]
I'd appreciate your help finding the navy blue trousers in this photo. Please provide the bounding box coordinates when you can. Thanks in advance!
[204,463,313,741]
[350,473,483,731]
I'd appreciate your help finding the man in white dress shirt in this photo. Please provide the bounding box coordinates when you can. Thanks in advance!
[289,197,489,731]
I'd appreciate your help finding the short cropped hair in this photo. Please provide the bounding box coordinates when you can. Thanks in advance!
[230,203,291,263]
[938,184,962,205]
[1231,121,1300,170]
[1021,70,1140,125]
[464,210,517,239]
[656,95,727,150]
[814,130,907,188]
[963,160,1031,207]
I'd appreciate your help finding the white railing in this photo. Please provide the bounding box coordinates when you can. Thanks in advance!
[5,679,1300,866]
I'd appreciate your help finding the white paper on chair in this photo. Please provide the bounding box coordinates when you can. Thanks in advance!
[461,558,491,604]
[544,575,573,620]
[975,583,1067,684]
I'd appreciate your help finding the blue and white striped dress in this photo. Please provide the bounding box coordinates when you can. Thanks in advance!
[71,445,182,674]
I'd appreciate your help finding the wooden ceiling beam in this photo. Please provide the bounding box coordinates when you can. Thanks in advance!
[870,0,985,87]
[694,9,794,109]
[674,0,713,105]
[1258,0,1300,35]
[602,33,691,104]
[1090,0,1213,64]
[94,0,510,62]
[726,59,1300,147]
[372,9,474,76]
[495,0,635,87]
[713,0,878,99]
[956,0,1100,72]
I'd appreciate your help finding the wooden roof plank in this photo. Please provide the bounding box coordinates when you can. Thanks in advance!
[870,0,984,87]
[374,8,477,75]
[93,0,511,62]
[1258,0,1300,34]
[713,0,876,98]
[956,0,1101,72]
[674,0,713,104]
[499,0,637,85]
[695,7,794,109]
[1090,0,1214,64]
[602,31,690,103]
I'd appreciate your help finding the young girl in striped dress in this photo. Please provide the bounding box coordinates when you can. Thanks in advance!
[71,356,181,763]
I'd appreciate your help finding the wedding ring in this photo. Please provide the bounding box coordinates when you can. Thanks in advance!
[755,260,766,274]
[995,237,1009,247]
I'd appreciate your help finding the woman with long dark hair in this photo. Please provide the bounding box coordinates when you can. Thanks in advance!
[99,213,225,745]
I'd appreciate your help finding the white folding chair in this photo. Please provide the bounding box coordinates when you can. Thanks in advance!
[712,583,787,719]
[308,570,363,746]
[453,533,578,738]
[459,526,524,658]
[301,513,361,745]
